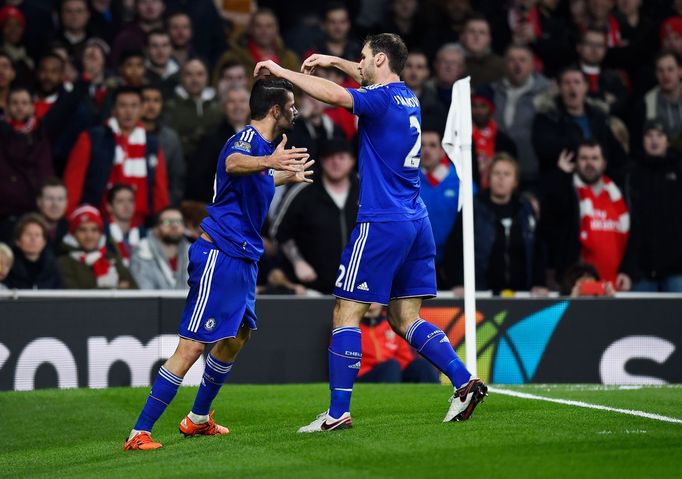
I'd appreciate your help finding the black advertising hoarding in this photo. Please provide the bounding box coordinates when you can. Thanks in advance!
[0,296,680,390]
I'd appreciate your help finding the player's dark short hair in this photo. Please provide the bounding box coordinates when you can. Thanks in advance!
[249,78,294,121]
[112,85,143,104]
[364,33,408,75]
[107,183,136,205]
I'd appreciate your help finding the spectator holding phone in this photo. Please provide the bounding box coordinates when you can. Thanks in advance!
[560,263,616,297]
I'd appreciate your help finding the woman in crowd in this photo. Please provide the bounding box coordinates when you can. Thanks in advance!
[5,213,62,289]
[444,153,547,295]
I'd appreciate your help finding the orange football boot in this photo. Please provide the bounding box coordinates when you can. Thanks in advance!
[123,431,162,451]
[179,411,230,437]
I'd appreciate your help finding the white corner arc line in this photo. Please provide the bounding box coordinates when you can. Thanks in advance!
[490,387,682,425]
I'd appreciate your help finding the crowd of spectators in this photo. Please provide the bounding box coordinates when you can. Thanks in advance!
[1,0,682,296]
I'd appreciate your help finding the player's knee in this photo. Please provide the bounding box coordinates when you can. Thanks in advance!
[331,299,364,328]
[176,340,204,366]
[386,311,410,337]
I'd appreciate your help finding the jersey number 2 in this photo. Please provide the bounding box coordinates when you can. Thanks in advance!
[403,115,422,168]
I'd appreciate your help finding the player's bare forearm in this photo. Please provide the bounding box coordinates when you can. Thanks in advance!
[225,153,269,175]
[330,57,362,84]
[284,70,352,108]
[261,64,353,109]
[301,54,362,84]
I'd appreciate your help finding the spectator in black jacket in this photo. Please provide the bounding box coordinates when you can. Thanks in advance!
[624,120,682,292]
[532,65,628,184]
[6,213,62,289]
[271,139,359,294]
[443,153,546,295]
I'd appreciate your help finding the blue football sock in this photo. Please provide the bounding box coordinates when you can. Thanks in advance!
[191,354,233,416]
[134,366,183,432]
[406,319,471,388]
[328,327,362,418]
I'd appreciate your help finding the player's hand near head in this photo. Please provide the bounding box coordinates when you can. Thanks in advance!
[268,134,309,172]
[254,60,285,78]
[301,54,335,75]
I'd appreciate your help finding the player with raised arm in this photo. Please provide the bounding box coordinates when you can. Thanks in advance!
[124,78,313,450]
[254,34,487,432]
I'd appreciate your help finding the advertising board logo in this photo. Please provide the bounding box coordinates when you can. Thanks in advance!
[421,302,569,384]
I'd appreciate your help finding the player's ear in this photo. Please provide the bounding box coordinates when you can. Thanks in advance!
[376,52,386,68]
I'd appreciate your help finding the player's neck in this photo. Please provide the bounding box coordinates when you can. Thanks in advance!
[373,71,401,85]
[249,119,277,142]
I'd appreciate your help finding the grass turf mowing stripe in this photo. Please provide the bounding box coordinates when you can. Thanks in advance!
[490,387,682,424]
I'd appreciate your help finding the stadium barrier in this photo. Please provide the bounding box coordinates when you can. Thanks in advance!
[0,292,680,390]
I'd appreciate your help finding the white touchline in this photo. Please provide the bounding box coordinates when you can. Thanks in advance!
[489,387,682,425]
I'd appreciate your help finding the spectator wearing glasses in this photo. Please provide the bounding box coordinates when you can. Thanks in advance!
[130,207,189,289]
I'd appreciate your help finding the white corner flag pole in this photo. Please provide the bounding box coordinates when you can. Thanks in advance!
[441,77,477,377]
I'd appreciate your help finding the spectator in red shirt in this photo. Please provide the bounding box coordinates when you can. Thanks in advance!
[63,86,169,226]
[357,303,440,384]
[540,139,632,290]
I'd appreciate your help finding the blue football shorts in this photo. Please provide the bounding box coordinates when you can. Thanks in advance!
[178,237,258,343]
[332,217,437,305]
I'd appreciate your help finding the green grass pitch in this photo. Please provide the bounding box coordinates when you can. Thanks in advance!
[1,384,680,478]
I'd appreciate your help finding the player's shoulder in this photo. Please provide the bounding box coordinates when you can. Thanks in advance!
[229,125,260,154]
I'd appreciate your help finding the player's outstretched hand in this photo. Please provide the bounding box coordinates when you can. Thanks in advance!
[269,134,309,172]
[254,60,284,78]
[293,158,315,184]
[301,54,335,75]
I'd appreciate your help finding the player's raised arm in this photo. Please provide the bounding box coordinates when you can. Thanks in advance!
[254,60,353,110]
[226,134,309,175]
[301,54,362,85]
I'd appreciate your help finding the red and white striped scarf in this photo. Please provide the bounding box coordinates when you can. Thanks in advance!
[574,174,629,284]
[108,222,141,267]
[107,117,148,181]
[69,245,120,288]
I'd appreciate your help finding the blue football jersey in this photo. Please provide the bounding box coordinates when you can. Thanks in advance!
[347,82,428,222]
[201,126,276,261]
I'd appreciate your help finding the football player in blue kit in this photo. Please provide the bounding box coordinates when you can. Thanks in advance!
[124,78,314,450]
[255,33,487,432]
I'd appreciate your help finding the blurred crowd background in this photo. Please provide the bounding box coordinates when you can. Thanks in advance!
[0,0,681,298]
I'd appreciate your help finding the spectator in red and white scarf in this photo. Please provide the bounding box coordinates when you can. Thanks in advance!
[63,86,170,225]
[57,204,137,289]
[105,184,146,267]
[540,140,632,291]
